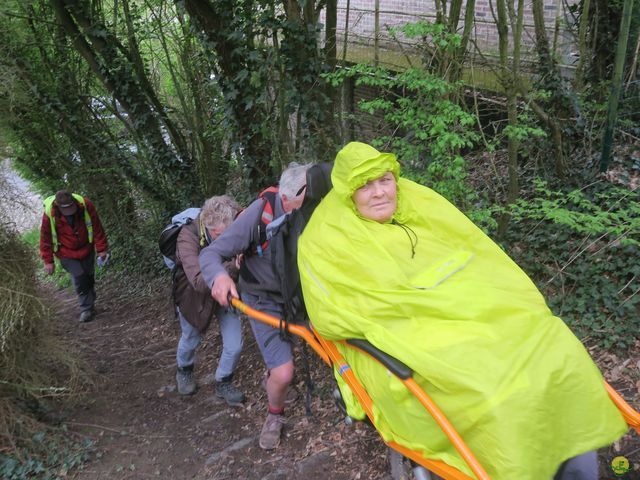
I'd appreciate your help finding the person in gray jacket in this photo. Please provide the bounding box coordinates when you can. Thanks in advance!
[199,163,311,450]
[174,195,244,405]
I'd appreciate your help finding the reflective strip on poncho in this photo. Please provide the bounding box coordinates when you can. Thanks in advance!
[298,142,626,479]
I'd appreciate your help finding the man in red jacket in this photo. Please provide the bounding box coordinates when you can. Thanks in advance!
[40,190,109,322]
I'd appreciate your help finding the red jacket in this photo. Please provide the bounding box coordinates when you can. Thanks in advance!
[39,197,108,264]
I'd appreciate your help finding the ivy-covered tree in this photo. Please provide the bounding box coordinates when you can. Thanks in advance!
[179,0,339,189]
[49,0,197,207]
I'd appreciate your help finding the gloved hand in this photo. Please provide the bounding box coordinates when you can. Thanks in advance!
[97,253,110,267]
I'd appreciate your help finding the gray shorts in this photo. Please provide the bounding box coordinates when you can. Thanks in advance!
[241,292,293,370]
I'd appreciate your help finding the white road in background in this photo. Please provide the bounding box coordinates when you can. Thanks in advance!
[0,159,42,233]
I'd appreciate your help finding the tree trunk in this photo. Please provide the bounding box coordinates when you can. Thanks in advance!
[600,0,636,172]
[120,0,190,162]
[180,0,274,189]
[495,0,523,237]
[342,0,351,61]
[531,0,565,175]
[282,0,337,161]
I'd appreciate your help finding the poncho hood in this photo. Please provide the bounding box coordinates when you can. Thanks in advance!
[332,142,401,210]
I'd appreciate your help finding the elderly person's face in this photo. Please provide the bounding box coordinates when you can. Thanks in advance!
[352,172,397,223]
[281,183,307,214]
[208,222,227,240]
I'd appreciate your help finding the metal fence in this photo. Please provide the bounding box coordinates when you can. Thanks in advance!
[321,0,577,74]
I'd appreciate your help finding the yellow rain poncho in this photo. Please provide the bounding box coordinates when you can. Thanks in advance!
[298,142,626,479]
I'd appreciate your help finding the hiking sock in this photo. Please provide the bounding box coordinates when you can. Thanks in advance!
[268,405,285,416]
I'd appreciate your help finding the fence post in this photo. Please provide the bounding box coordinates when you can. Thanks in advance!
[374,0,380,66]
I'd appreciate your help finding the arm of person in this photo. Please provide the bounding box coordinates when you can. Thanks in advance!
[199,199,263,306]
[84,197,108,256]
[39,212,55,273]
[176,225,209,294]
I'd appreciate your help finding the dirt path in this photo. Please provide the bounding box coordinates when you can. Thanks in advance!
[50,274,640,479]
[55,275,390,480]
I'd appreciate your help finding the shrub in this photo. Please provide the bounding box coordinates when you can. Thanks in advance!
[0,221,87,476]
[505,180,639,350]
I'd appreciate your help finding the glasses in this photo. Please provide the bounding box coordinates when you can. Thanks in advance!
[295,184,307,197]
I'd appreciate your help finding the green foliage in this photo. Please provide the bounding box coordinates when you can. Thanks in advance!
[479,92,552,168]
[0,434,92,480]
[20,229,39,248]
[502,123,546,143]
[391,21,462,52]
[509,179,639,246]
[387,19,468,83]
[504,180,639,350]
[325,61,479,208]
[0,0,209,274]
[569,0,640,85]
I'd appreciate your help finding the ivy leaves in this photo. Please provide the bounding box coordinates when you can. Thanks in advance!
[507,179,640,350]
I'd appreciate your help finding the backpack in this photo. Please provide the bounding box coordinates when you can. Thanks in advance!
[267,163,333,415]
[159,207,201,269]
[238,164,333,320]
[268,163,333,325]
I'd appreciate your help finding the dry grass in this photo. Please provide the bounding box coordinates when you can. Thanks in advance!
[0,216,86,460]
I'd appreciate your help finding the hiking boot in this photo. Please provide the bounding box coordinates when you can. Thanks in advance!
[215,378,245,406]
[176,365,196,395]
[79,308,95,323]
[259,413,286,450]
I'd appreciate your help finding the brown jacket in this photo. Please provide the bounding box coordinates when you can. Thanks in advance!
[174,217,239,333]
[174,218,216,333]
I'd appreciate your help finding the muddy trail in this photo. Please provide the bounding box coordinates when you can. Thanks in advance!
[49,274,640,480]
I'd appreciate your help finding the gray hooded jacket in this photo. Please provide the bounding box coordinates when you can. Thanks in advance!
[199,194,285,303]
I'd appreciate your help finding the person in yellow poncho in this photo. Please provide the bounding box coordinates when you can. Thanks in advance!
[298,142,627,479]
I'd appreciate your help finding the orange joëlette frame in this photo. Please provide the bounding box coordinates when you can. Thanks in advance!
[605,383,640,434]
[231,298,485,480]
[230,298,640,479]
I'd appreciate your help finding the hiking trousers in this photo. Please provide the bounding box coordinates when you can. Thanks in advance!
[59,250,96,313]
[176,306,243,381]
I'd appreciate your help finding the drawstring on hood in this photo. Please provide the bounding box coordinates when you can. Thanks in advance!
[392,219,418,258]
